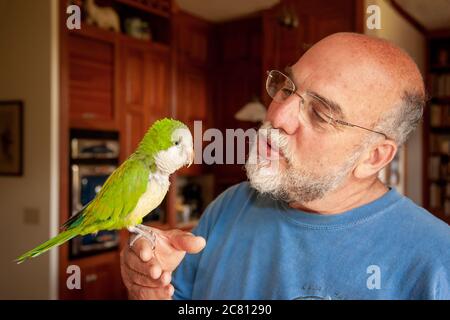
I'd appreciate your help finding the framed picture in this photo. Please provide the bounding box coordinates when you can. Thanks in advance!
[0,100,23,176]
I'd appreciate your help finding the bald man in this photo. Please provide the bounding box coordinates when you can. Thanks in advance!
[120,33,450,299]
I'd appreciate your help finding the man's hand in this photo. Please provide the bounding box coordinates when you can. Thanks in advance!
[120,228,206,300]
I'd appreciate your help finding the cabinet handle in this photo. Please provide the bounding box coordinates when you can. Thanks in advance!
[85,273,98,283]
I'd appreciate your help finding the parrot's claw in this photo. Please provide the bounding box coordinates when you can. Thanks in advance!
[127,225,157,251]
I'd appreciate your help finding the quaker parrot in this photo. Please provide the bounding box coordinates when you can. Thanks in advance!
[16,118,194,263]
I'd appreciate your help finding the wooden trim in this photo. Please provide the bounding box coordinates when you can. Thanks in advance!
[355,0,365,34]
[69,22,117,43]
[389,0,427,35]
[58,0,70,299]
[116,0,171,18]
[427,28,450,39]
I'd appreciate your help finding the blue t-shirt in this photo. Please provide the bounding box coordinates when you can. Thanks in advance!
[173,182,450,299]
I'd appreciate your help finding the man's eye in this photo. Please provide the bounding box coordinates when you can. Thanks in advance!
[281,88,293,96]
[312,108,328,123]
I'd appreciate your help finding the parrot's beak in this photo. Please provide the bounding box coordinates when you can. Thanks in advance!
[187,150,194,168]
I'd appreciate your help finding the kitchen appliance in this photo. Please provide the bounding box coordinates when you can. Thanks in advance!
[69,129,121,259]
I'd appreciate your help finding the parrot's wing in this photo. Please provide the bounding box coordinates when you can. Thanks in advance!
[63,157,150,230]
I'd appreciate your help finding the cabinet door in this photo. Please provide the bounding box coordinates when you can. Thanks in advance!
[60,252,126,300]
[120,42,171,159]
[176,64,209,175]
[68,34,117,128]
[121,44,147,158]
[262,0,356,82]
[147,50,170,125]
[177,65,208,128]
[176,12,210,67]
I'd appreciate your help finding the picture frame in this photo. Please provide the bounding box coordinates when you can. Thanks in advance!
[0,100,24,176]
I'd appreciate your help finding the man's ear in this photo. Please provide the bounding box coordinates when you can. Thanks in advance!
[354,139,398,179]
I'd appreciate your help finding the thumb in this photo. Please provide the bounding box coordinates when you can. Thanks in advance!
[168,231,206,254]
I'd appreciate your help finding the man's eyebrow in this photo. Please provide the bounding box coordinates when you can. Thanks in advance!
[284,66,294,79]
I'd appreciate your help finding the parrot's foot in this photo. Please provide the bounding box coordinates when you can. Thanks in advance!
[127,225,157,250]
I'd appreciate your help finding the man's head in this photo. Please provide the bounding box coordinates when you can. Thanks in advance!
[245,32,425,204]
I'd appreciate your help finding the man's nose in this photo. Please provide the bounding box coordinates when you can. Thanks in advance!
[266,97,300,135]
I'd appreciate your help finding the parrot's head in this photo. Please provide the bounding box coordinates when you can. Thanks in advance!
[139,118,194,174]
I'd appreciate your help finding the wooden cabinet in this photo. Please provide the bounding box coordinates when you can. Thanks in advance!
[60,0,173,300]
[212,17,263,194]
[120,39,171,158]
[59,252,125,300]
[262,0,357,89]
[173,12,212,176]
[176,65,208,131]
[175,11,210,67]
[68,28,119,129]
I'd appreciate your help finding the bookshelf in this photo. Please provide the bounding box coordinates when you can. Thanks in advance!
[424,30,450,223]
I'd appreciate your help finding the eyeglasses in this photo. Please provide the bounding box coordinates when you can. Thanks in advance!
[265,70,388,139]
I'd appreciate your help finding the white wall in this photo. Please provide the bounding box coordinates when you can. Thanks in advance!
[364,0,426,205]
[0,0,59,299]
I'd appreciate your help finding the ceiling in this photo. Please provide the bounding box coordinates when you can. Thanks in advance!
[175,0,280,22]
[393,0,450,30]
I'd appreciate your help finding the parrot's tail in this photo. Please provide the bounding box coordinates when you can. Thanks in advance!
[15,230,77,264]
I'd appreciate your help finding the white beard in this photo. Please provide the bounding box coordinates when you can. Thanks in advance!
[245,122,363,204]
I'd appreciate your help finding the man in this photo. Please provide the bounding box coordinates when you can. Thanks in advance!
[120,33,450,299]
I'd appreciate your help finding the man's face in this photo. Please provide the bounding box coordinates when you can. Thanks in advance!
[245,37,399,204]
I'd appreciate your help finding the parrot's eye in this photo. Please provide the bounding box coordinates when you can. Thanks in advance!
[174,139,181,146]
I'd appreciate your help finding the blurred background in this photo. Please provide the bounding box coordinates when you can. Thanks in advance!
[0,0,449,299]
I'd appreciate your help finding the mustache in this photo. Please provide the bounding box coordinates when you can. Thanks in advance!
[257,122,292,163]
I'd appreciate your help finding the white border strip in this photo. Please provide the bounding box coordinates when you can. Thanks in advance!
[49,0,60,300]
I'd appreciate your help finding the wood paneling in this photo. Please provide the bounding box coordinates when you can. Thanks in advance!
[60,0,172,300]
[173,12,213,176]
[262,0,357,79]
[175,12,210,67]
[120,38,170,159]
[211,16,263,194]
[68,34,115,123]
[147,50,171,123]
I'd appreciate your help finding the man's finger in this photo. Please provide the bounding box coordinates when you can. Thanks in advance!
[129,236,154,262]
[122,247,162,278]
[123,262,171,288]
[128,283,174,300]
[168,231,206,253]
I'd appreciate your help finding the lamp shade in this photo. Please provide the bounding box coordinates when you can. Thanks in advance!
[234,99,266,123]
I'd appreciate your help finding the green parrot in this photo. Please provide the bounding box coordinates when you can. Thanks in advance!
[16,118,194,263]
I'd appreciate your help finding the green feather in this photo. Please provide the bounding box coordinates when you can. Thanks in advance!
[136,118,187,159]
[16,118,188,263]
[15,229,77,264]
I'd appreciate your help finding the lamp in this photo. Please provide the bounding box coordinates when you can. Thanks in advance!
[234,96,266,123]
